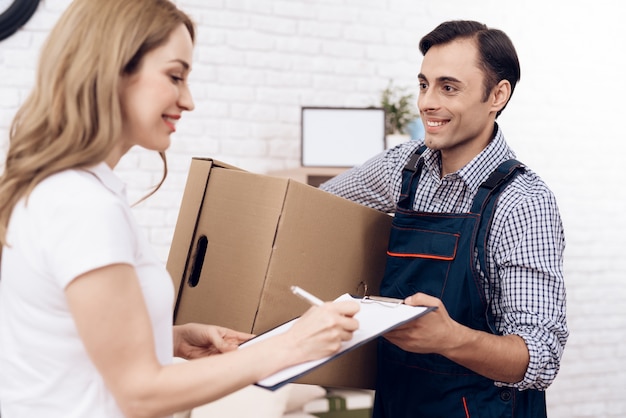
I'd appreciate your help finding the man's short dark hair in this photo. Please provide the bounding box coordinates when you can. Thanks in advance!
[419,20,521,117]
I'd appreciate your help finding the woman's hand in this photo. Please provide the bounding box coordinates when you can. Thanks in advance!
[282,300,360,363]
[173,323,254,360]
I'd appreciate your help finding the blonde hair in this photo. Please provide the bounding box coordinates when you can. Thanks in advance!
[0,0,195,248]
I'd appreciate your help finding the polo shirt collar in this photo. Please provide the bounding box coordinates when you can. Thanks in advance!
[84,162,127,198]
[419,123,516,193]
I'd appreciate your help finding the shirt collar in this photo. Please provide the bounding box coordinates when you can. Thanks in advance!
[420,123,516,193]
[83,162,127,199]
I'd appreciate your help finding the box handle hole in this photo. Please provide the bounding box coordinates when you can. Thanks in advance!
[356,281,368,298]
[188,235,208,288]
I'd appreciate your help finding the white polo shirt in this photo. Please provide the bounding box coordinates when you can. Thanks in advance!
[0,163,174,418]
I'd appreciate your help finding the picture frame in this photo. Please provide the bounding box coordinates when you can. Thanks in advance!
[301,106,385,168]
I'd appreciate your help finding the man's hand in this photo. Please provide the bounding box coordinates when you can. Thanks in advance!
[383,292,529,384]
[383,292,461,354]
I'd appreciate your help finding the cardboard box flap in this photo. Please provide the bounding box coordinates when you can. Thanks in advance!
[169,158,242,315]
[173,167,292,332]
[255,180,390,333]
[168,158,213,313]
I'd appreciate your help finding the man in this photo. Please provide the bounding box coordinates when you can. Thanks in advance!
[321,20,568,417]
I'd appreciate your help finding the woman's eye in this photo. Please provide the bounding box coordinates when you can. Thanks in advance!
[170,75,183,83]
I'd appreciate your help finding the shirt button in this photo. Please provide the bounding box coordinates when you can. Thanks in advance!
[500,389,512,402]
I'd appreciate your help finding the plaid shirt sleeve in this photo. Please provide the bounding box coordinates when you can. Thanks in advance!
[320,141,418,212]
[489,174,568,390]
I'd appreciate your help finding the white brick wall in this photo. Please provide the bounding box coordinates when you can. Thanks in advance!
[1,1,624,416]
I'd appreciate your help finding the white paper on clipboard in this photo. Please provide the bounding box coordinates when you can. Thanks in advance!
[239,293,435,390]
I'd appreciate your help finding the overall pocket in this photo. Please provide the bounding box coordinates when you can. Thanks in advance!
[381,224,460,298]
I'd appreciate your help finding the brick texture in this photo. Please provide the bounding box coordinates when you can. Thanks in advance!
[1,1,624,416]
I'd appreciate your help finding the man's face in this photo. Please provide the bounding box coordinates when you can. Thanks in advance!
[417,38,501,173]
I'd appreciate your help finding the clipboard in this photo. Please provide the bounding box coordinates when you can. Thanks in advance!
[238,293,436,391]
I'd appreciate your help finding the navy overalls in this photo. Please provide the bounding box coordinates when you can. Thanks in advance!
[373,146,547,418]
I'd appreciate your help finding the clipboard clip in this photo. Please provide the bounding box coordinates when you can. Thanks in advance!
[362,295,405,308]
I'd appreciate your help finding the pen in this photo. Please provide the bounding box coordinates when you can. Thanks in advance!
[290,285,324,307]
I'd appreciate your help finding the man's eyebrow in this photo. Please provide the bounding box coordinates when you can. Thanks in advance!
[438,76,462,83]
[417,73,462,84]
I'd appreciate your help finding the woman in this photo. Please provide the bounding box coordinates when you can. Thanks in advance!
[0,1,360,417]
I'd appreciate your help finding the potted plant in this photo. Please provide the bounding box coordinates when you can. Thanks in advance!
[380,80,421,148]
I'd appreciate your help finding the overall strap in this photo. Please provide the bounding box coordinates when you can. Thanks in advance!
[471,159,526,333]
[470,159,525,214]
[398,145,427,209]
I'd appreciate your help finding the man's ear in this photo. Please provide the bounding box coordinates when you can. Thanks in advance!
[492,79,512,113]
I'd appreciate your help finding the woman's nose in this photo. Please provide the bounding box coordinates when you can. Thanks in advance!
[179,85,195,112]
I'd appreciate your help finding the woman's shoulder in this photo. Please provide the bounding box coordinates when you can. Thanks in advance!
[30,166,123,213]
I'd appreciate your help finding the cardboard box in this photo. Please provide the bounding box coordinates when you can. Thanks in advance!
[304,389,374,418]
[166,158,392,389]
[267,166,347,187]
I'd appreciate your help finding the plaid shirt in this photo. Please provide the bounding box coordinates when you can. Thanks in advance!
[320,125,568,391]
